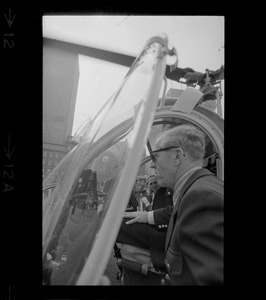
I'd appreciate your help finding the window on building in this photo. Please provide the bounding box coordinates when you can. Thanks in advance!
[48,160,52,166]
[43,151,47,157]
[47,169,50,175]
[54,160,58,166]
[43,159,46,165]
[55,153,59,158]
[49,152,53,158]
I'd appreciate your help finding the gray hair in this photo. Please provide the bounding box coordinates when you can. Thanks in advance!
[156,125,206,161]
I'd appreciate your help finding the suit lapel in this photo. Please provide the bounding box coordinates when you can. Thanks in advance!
[165,168,213,251]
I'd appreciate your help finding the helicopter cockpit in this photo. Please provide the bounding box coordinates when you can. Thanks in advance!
[42,34,224,285]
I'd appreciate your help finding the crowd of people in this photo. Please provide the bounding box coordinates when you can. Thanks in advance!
[126,174,161,212]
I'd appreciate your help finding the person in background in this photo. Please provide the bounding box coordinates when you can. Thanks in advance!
[126,178,144,212]
[133,176,147,202]
[126,190,139,212]
[140,174,159,211]
[116,179,173,270]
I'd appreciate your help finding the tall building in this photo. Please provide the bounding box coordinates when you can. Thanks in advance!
[43,38,79,178]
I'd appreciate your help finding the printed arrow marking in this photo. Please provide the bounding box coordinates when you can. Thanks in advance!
[5,8,16,27]
[4,135,15,160]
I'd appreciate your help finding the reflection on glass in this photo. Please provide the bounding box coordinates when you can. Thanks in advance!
[42,39,167,285]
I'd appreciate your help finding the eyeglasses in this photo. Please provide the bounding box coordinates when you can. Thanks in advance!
[149,146,177,163]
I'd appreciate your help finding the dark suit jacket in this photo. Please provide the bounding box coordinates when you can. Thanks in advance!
[127,192,139,211]
[165,168,223,285]
[148,187,173,270]
[116,187,173,270]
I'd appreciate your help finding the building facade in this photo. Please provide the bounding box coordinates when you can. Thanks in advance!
[43,38,79,179]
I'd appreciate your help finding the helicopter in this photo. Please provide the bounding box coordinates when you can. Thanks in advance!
[42,33,224,285]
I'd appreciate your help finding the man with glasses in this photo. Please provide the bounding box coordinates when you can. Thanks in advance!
[148,124,223,285]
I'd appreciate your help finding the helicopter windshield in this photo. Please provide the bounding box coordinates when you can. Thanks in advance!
[42,36,170,285]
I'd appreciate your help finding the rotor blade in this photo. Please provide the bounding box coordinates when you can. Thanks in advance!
[44,38,222,85]
[43,38,184,79]
[43,37,135,67]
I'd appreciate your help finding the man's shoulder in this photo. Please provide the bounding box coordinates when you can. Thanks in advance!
[195,172,223,191]
[179,178,223,215]
[187,174,224,200]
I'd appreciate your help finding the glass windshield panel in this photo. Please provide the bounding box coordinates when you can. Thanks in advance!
[43,41,165,285]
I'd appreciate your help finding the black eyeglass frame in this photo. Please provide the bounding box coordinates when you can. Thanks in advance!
[149,146,177,162]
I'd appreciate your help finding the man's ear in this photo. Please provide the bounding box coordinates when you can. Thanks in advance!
[174,148,185,161]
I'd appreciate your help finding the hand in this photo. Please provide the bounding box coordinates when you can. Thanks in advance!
[124,211,148,225]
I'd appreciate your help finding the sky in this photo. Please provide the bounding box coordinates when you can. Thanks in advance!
[43,15,224,135]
